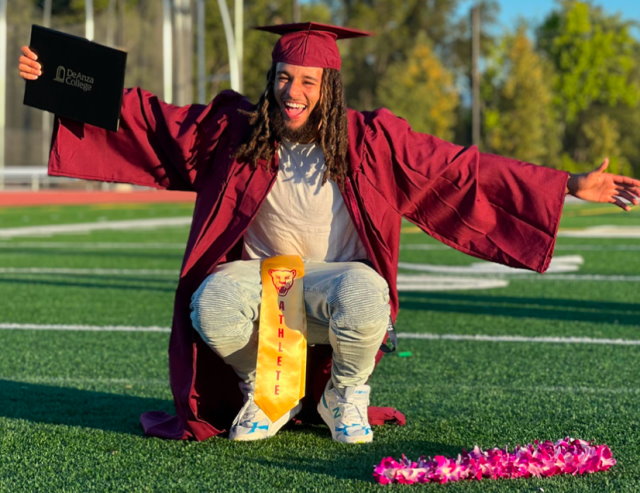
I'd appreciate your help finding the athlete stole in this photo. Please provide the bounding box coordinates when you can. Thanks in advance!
[254,255,307,421]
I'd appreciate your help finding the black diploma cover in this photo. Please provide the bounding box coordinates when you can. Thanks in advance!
[23,25,127,131]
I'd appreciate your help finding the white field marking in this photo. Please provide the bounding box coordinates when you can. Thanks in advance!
[555,244,640,251]
[0,267,177,276]
[532,274,640,282]
[401,244,450,250]
[3,376,635,395]
[397,272,640,285]
[403,244,640,252]
[2,324,638,348]
[397,274,509,291]
[398,332,640,346]
[0,376,168,386]
[0,217,191,239]
[0,323,170,332]
[391,383,640,395]
[398,255,584,275]
[0,241,185,250]
[509,386,640,395]
[559,226,640,238]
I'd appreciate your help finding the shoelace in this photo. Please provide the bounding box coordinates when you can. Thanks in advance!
[337,392,368,425]
[233,394,262,426]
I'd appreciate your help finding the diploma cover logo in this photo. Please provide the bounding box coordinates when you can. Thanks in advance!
[268,268,297,296]
[53,65,95,92]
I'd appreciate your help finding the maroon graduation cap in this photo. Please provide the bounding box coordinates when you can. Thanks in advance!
[255,22,372,70]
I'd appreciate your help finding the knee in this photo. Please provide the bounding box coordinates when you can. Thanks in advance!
[327,268,390,329]
[190,273,256,346]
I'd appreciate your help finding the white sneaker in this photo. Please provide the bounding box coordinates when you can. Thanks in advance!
[229,384,301,441]
[317,381,373,443]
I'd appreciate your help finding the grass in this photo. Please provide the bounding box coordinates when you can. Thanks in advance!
[0,200,639,492]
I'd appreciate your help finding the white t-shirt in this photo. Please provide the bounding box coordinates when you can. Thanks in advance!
[242,140,367,262]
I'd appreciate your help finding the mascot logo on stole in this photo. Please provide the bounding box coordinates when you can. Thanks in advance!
[268,269,297,296]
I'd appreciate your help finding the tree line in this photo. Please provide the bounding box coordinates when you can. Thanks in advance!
[7,0,640,176]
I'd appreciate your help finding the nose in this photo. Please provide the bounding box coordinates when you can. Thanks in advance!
[284,79,303,100]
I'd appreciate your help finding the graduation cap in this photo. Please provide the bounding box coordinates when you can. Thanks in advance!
[254,22,372,70]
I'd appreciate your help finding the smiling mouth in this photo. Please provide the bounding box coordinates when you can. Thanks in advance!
[283,101,307,120]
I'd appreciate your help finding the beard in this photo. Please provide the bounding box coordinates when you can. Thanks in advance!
[270,103,322,144]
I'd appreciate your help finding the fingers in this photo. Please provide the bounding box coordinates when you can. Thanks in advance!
[596,158,609,173]
[21,45,38,59]
[18,45,42,80]
[616,190,640,205]
[611,197,632,212]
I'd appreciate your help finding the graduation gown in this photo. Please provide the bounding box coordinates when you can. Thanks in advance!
[49,88,569,440]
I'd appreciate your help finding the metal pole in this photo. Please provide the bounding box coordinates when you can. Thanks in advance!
[163,0,173,103]
[42,0,53,167]
[292,0,300,23]
[197,0,206,103]
[85,0,94,41]
[174,0,193,104]
[0,0,6,190]
[216,0,239,91]
[234,0,243,93]
[106,0,116,46]
[471,4,481,147]
[43,0,52,26]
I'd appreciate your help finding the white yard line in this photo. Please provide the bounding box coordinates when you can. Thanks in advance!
[559,226,640,238]
[398,332,640,346]
[0,217,191,238]
[0,376,168,386]
[0,323,170,332]
[392,383,640,395]
[534,274,640,282]
[0,241,185,250]
[1,323,639,346]
[0,376,635,394]
[0,267,177,276]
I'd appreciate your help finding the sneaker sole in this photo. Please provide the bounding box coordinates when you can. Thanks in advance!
[317,399,373,444]
[229,403,302,441]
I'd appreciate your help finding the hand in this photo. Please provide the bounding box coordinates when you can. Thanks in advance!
[566,158,640,211]
[18,45,42,80]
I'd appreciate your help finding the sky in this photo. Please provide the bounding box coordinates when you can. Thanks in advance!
[459,0,640,35]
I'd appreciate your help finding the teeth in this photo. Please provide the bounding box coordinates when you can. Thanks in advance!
[285,102,306,109]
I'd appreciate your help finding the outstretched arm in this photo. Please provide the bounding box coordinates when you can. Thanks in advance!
[566,159,640,211]
[18,46,41,80]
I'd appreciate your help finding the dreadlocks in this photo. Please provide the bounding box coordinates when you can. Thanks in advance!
[234,64,350,185]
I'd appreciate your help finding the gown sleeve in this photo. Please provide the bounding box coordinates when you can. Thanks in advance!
[353,108,570,273]
[48,88,247,192]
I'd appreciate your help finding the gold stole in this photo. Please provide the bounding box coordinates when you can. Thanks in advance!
[254,255,307,421]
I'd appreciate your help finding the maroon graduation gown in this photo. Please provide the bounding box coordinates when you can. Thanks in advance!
[49,88,569,440]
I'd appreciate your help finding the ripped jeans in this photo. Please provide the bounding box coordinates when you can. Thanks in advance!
[190,260,390,390]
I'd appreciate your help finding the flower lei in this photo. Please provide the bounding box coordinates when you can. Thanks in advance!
[373,437,615,485]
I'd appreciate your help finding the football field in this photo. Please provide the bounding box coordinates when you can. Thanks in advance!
[0,200,638,492]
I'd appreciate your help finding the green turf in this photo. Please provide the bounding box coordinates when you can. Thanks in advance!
[0,201,639,492]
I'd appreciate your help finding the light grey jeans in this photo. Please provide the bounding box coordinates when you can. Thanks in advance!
[190,259,390,389]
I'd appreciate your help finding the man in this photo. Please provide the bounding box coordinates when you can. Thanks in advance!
[18,22,640,445]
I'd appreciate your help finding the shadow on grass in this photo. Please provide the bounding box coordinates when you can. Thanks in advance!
[0,379,172,435]
[400,291,640,326]
[252,425,459,481]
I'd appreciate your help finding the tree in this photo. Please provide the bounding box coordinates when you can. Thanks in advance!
[326,0,466,110]
[482,25,561,166]
[202,0,332,102]
[536,0,640,172]
[376,33,459,139]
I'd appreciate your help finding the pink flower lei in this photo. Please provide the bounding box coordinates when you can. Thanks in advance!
[374,437,615,485]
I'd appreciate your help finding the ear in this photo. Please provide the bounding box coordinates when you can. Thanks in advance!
[269,269,275,275]
[290,269,296,278]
